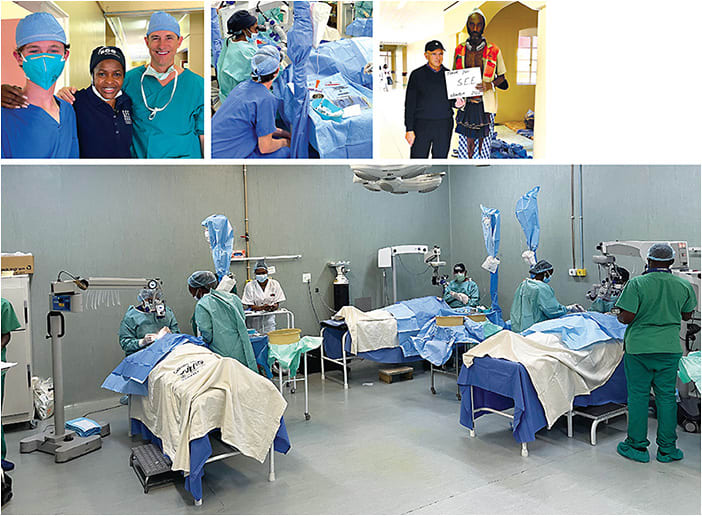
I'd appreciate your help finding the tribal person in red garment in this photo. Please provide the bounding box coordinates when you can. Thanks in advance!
[452,8,508,159]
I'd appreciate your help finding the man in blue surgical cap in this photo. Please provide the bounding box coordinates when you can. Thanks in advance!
[188,271,257,371]
[1,12,78,158]
[212,45,291,158]
[510,260,583,332]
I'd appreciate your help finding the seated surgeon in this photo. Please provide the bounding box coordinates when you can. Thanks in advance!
[72,46,132,158]
[188,271,258,372]
[443,263,479,308]
[614,243,697,464]
[212,45,291,158]
[217,10,260,101]
[510,260,582,332]
[1,12,78,158]
[118,287,179,404]
[241,260,287,333]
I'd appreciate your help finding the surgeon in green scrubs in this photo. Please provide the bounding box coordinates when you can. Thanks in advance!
[443,263,480,308]
[188,271,257,372]
[614,243,697,464]
[510,260,582,332]
[118,288,180,355]
[217,10,259,101]
[2,298,21,472]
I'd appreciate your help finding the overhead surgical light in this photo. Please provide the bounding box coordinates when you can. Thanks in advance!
[351,164,445,194]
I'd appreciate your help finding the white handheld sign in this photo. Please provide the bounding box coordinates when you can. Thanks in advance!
[445,67,482,99]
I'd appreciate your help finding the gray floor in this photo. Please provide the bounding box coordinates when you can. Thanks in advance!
[3,361,701,514]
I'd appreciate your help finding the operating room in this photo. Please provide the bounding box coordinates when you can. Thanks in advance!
[1,164,700,514]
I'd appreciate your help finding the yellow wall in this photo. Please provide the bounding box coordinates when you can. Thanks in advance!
[188,10,204,77]
[483,2,538,124]
[57,1,106,89]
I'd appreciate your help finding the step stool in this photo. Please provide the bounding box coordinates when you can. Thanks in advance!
[129,443,181,493]
[379,366,414,384]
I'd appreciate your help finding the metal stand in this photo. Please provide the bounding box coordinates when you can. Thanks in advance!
[566,403,628,445]
[276,350,311,420]
[467,385,527,456]
[320,328,355,390]
[430,342,473,400]
[20,312,110,462]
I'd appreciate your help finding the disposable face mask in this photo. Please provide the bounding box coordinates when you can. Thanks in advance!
[143,64,175,81]
[543,276,551,284]
[246,31,258,44]
[455,273,466,281]
[256,274,268,283]
[22,53,66,90]
[140,65,179,120]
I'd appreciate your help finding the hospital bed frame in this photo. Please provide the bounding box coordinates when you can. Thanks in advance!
[466,386,629,456]
[430,342,476,400]
[319,327,358,390]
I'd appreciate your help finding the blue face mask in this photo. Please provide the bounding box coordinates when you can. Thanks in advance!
[543,276,551,284]
[246,32,258,44]
[22,53,66,90]
[256,274,268,283]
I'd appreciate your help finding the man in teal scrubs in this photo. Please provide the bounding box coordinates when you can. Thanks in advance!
[2,298,22,472]
[122,11,204,158]
[188,271,257,372]
[615,243,697,463]
[443,263,480,308]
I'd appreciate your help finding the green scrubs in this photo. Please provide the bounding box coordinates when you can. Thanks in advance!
[119,305,180,355]
[217,39,257,101]
[615,271,697,462]
[509,278,567,333]
[1,298,21,462]
[193,290,257,372]
[122,67,204,158]
[443,279,480,308]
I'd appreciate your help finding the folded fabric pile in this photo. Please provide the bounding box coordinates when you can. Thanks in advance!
[65,417,102,437]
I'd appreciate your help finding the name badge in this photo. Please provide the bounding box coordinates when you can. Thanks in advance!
[122,110,132,125]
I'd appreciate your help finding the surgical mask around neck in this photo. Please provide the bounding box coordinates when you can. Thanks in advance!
[22,53,66,90]
[455,273,466,281]
[91,85,122,102]
[143,64,175,81]
[256,274,268,283]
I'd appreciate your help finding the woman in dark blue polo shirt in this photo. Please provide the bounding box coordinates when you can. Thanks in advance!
[72,46,133,158]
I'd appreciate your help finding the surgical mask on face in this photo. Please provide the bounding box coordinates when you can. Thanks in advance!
[543,275,551,284]
[246,31,258,44]
[455,273,466,281]
[22,53,66,90]
[256,274,268,283]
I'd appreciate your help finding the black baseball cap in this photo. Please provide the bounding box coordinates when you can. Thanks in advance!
[425,40,445,52]
[89,46,126,74]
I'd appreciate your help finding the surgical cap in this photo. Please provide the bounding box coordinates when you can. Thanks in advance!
[147,11,181,37]
[251,45,281,78]
[529,260,553,275]
[647,243,675,261]
[227,10,257,34]
[254,260,268,271]
[16,12,67,48]
[137,288,158,303]
[188,271,217,288]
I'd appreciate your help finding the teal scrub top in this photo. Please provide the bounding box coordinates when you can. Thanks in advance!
[217,39,257,101]
[510,278,567,333]
[122,67,204,158]
[1,298,21,363]
[443,279,480,308]
[615,271,697,354]
[119,305,180,355]
[193,290,257,372]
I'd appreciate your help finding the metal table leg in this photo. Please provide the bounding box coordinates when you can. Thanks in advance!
[304,351,310,420]
[320,329,326,380]
[567,411,573,438]
[268,442,275,481]
[521,442,528,457]
[341,332,349,390]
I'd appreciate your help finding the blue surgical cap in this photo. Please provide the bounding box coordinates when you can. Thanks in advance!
[254,260,268,271]
[188,271,217,288]
[529,260,553,275]
[251,45,281,78]
[147,11,181,37]
[16,12,67,48]
[647,243,675,261]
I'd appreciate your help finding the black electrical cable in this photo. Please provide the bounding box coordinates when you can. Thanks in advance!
[83,404,122,418]
[396,254,431,276]
[307,282,321,324]
[316,290,336,313]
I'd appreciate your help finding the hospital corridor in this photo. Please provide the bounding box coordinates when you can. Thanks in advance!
[0,164,700,514]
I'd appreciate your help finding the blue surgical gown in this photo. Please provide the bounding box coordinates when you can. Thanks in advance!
[510,279,568,333]
[211,79,290,159]
[1,97,79,158]
[119,305,180,355]
[443,279,480,308]
[122,67,204,159]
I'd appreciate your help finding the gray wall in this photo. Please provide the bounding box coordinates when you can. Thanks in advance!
[448,165,701,320]
[1,165,450,406]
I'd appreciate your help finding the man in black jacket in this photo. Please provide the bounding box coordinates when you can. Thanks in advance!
[404,40,455,159]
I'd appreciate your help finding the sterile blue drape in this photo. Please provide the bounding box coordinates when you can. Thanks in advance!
[515,186,540,255]
[481,204,503,324]
[201,214,234,281]
[212,7,223,73]
[287,1,313,157]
